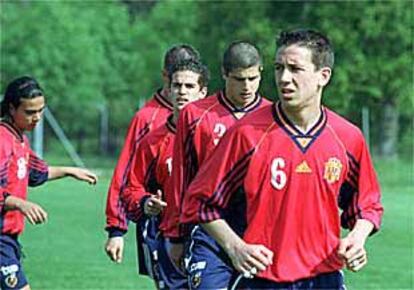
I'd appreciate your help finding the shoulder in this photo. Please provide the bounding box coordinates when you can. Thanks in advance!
[183,92,220,116]
[326,109,364,139]
[238,104,275,130]
[228,105,275,144]
[0,125,14,154]
[326,109,366,150]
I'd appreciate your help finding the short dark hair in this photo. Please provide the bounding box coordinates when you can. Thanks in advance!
[163,44,201,71]
[276,29,334,70]
[168,60,210,88]
[1,76,44,118]
[222,41,262,75]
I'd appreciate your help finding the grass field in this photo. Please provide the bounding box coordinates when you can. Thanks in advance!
[21,157,412,289]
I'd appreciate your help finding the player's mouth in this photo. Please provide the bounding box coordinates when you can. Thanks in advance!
[239,92,253,99]
[280,88,295,99]
[176,97,189,106]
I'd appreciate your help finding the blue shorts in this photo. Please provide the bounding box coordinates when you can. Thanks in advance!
[229,270,345,290]
[156,237,187,289]
[186,226,233,289]
[0,234,28,290]
[136,216,161,278]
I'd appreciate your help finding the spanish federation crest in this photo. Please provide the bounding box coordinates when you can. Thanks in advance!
[5,274,18,288]
[323,157,343,184]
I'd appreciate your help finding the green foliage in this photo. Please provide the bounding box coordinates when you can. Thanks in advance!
[1,1,412,157]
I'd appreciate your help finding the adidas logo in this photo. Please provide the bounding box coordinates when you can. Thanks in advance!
[295,160,312,173]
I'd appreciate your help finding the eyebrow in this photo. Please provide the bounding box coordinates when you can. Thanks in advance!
[25,106,46,113]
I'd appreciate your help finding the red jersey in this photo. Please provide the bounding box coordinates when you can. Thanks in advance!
[121,116,175,227]
[165,90,271,239]
[105,90,173,236]
[0,122,49,235]
[181,103,383,282]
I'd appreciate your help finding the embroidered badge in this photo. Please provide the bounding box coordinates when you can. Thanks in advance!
[5,274,18,288]
[191,271,202,288]
[295,160,312,173]
[324,157,343,184]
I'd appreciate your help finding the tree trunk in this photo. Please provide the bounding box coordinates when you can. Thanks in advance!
[378,100,399,159]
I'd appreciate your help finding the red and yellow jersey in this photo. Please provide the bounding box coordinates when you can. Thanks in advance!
[121,116,175,225]
[164,90,271,239]
[0,122,48,235]
[181,103,383,282]
[105,90,173,236]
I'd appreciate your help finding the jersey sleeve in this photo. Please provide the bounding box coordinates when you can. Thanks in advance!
[338,134,383,233]
[163,108,198,239]
[180,126,254,226]
[105,113,150,237]
[28,148,49,187]
[0,137,12,215]
[121,137,158,223]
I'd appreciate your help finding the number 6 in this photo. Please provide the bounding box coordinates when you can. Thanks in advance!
[271,158,286,190]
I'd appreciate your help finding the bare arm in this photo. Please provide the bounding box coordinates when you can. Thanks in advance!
[48,166,98,184]
[201,219,273,277]
[338,219,374,272]
[4,195,48,225]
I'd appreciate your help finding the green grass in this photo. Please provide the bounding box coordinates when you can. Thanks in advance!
[21,158,412,289]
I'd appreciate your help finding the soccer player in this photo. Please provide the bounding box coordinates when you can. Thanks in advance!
[121,60,209,289]
[164,41,271,289]
[104,44,200,267]
[181,29,384,289]
[0,76,98,290]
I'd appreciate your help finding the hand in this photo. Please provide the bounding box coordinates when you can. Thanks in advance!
[144,190,167,216]
[19,200,48,225]
[227,240,273,278]
[338,233,368,272]
[105,237,124,263]
[168,242,185,271]
[69,168,98,185]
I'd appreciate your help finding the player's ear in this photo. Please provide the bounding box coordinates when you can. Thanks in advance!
[161,69,170,86]
[9,103,17,117]
[221,66,228,81]
[200,86,208,98]
[319,67,332,87]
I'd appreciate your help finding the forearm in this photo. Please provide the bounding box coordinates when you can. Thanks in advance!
[48,166,76,180]
[4,195,26,211]
[201,219,244,253]
[347,219,375,242]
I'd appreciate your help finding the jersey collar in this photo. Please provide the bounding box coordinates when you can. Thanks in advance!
[272,102,327,153]
[166,114,176,134]
[218,90,262,114]
[154,89,173,111]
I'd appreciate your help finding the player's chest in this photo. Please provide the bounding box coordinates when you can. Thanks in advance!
[196,114,239,147]
[155,138,174,183]
[247,131,348,194]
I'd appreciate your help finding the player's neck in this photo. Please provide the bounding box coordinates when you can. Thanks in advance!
[282,104,322,133]
[172,110,179,124]
[226,92,255,110]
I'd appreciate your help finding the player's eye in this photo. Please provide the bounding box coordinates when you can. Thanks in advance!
[185,84,196,89]
[274,63,283,71]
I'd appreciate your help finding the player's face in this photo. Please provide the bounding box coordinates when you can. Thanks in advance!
[224,65,261,107]
[10,96,46,132]
[171,70,206,111]
[274,44,331,110]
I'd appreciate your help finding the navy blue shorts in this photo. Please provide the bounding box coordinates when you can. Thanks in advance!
[0,234,28,290]
[186,226,233,289]
[136,216,161,278]
[156,237,187,289]
[229,270,345,290]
